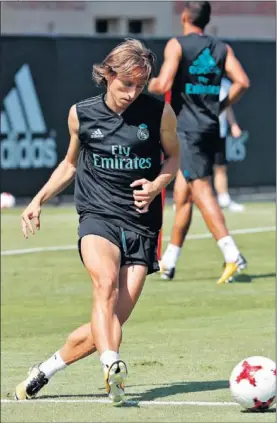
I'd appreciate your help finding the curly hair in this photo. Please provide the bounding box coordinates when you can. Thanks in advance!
[92,38,156,86]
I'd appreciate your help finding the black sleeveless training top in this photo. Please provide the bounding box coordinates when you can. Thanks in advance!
[74,93,165,238]
[171,33,227,134]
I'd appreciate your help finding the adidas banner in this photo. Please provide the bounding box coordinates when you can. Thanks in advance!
[1,36,275,197]
[1,37,60,197]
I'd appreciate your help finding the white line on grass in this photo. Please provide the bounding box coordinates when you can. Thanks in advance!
[164,225,276,241]
[2,226,275,256]
[1,398,239,406]
[2,245,77,256]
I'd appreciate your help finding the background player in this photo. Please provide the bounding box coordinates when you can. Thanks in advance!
[148,1,250,283]
[16,39,180,405]
[214,76,245,212]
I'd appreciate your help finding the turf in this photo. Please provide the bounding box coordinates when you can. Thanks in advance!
[1,202,276,422]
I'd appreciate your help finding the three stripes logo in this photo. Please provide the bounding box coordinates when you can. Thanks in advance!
[189,48,220,76]
[1,64,57,169]
[90,128,104,139]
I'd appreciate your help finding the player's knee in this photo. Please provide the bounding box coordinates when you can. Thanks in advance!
[93,275,119,303]
[174,189,192,207]
[191,179,212,201]
[193,190,210,210]
[174,193,193,210]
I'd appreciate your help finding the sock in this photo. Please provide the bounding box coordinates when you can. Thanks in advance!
[217,236,240,263]
[39,351,67,379]
[100,350,119,369]
[162,244,181,269]
[218,192,231,208]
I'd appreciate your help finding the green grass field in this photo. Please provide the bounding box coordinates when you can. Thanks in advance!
[1,202,276,422]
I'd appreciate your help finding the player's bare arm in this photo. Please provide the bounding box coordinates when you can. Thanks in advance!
[155,102,180,188]
[148,38,182,95]
[21,105,80,238]
[226,106,242,138]
[131,103,180,213]
[220,45,250,113]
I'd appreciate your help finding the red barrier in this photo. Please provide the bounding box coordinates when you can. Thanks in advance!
[157,186,166,260]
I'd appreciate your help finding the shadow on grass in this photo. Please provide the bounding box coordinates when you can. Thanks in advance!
[235,273,276,283]
[39,379,229,403]
[38,393,105,399]
[129,380,229,402]
[241,407,276,414]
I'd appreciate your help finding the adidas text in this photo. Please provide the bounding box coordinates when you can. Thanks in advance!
[1,132,57,169]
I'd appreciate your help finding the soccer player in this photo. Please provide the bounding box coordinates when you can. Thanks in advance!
[214,77,245,212]
[16,39,180,405]
[148,1,250,283]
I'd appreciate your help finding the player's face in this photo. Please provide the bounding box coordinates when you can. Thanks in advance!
[108,72,147,108]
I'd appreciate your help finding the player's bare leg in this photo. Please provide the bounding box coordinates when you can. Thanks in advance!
[160,171,193,280]
[214,165,229,203]
[60,264,147,363]
[81,235,122,354]
[191,177,247,283]
[15,263,147,403]
[191,177,228,240]
[80,234,126,405]
[161,173,247,283]
[171,171,193,247]
[214,165,245,212]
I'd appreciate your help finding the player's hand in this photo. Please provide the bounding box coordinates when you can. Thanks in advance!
[148,78,165,95]
[130,178,159,214]
[21,201,41,238]
[231,123,242,138]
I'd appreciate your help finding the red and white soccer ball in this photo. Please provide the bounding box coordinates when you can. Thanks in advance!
[1,192,16,209]
[229,356,276,411]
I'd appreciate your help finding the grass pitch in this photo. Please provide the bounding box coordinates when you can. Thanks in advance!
[1,202,276,422]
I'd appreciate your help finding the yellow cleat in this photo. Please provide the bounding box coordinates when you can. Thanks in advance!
[104,360,128,406]
[217,254,247,285]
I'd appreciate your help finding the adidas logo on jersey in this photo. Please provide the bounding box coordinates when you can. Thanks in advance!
[189,48,220,75]
[1,64,57,170]
[186,48,221,95]
[90,129,104,139]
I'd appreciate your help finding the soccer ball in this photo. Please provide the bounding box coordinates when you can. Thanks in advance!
[1,192,16,209]
[229,356,276,411]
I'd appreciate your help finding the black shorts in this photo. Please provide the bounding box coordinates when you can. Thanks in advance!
[179,131,222,182]
[214,137,228,166]
[78,215,159,275]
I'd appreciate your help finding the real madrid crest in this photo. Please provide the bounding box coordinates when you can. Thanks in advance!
[137,123,149,141]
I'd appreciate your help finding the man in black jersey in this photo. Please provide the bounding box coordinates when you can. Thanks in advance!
[16,39,180,405]
[148,1,250,284]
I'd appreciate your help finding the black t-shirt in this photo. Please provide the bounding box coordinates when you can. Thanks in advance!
[74,93,165,238]
[171,34,227,134]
